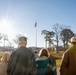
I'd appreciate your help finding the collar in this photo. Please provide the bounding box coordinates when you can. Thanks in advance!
[36,56,48,60]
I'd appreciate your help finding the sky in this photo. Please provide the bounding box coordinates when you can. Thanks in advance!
[0,0,76,47]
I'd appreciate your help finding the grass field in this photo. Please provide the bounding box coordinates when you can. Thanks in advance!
[50,51,64,67]
[56,59,62,67]
[0,50,64,67]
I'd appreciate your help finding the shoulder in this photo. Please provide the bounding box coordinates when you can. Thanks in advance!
[63,49,69,55]
[62,50,70,59]
[21,47,34,56]
[20,47,31,51]
[16,47,32,53]
[12,47,34,57]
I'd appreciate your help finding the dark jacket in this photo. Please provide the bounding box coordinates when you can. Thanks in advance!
[7,47,37,75]
[60,45,76,75]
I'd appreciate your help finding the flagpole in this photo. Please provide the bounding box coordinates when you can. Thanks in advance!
[34,22,37,47]
[36,22,37,47]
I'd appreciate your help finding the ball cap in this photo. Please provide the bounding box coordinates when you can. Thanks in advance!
[71,36,76,42]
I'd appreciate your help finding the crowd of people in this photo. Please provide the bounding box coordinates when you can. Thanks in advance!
[0,36,76,75]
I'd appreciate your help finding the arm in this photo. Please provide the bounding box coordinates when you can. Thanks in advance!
[30,53,37,75]
[49,59,57,75]
[49,55,56,66]
[49,59,55,70]
[60,51,69,75]
[7,51,15,75]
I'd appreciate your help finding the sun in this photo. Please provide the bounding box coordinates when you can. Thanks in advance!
[0,18,13,35]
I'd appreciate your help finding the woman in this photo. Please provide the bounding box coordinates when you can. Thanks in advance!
[0,52,10,75]
[36,48,56,75]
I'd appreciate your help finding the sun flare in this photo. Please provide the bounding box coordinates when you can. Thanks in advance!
[0,18,13,35]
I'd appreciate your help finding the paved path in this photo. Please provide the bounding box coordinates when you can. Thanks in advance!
[57,67,60,75]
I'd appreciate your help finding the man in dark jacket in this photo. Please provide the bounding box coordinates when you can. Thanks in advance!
[60,36,76,75]
[7,36,37,75]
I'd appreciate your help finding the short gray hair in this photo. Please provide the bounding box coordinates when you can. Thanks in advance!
[19,36,27,41]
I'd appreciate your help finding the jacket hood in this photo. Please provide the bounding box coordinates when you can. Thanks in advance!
[36,56,49,67]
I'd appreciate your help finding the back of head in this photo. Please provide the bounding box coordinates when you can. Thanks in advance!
[19,36,27,41]
[1,52,10,62]
[70,36,76,45]
[39,48,48,57]
[18,36,27,47]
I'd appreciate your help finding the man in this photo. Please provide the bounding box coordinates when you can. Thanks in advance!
[60,36,76,75]
[7,36,37,75]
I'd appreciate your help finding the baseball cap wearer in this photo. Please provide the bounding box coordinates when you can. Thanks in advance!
[19,36,27,41]
[71,36,76,42]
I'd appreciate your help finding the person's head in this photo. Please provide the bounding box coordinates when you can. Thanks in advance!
[18,36,27,47]
[38,48,48,57]
[70,36,76,45]
[1,52,10,62]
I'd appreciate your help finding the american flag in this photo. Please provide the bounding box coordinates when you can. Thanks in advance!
[34,22,37,27]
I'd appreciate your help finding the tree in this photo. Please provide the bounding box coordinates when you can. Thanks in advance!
[60,28,75,49]
[13,34,22,44]
[52,23,60,50]
[3,34,8,47]
[0,33,2,40]
[0,33,8,47]
[47,31,55,47]
[41,30,55,48]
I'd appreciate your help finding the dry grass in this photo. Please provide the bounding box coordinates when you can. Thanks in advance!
[50,51,64,67]
[51,51,64,59]
[0,51,4,58]
[0,51,63,67]
[56,59,62,67]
